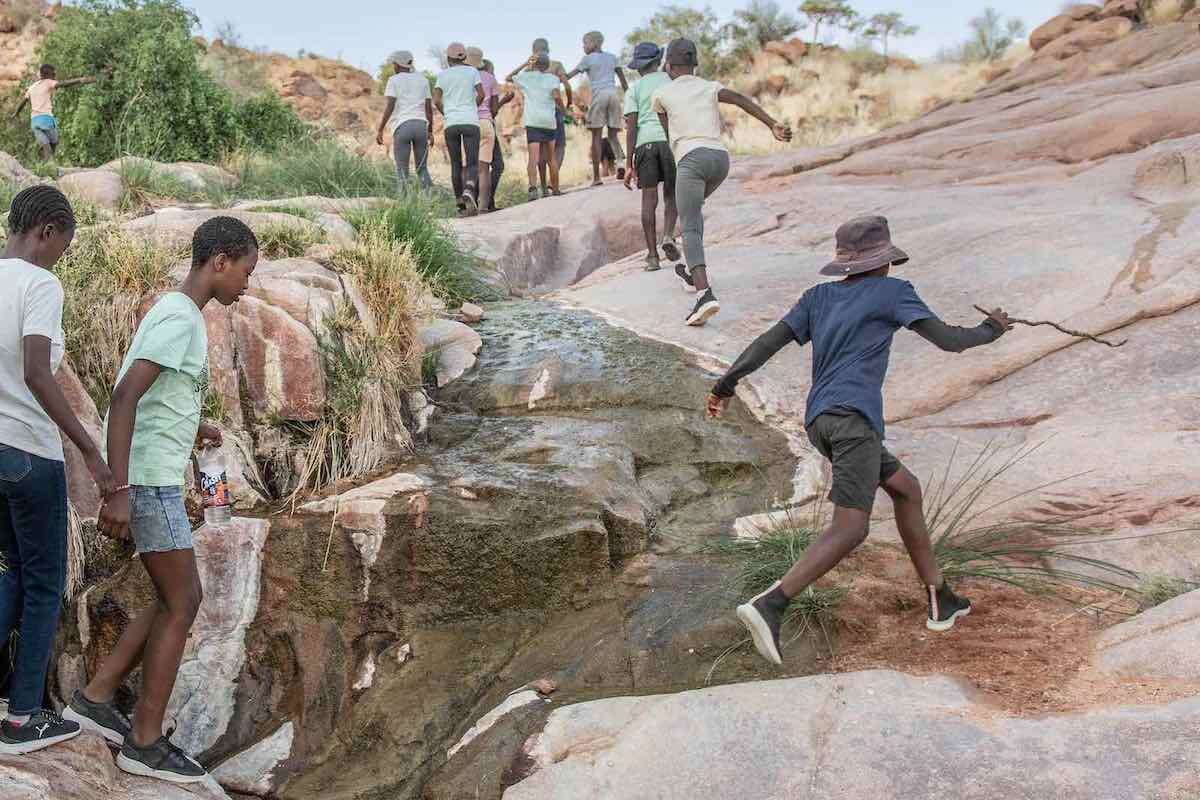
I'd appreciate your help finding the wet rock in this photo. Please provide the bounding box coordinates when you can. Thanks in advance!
[58,169,125,210]
[447,689,548,759]
[420,319,482,387]
[460,301,485,323]
[232,295,326,423]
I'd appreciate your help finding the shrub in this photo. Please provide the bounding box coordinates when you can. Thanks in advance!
[347,193,499,304]
[256,221,325,259]
[228,138,397,200]
[56,226,182,413]
[27,0,306,166]
[118,158,200,213]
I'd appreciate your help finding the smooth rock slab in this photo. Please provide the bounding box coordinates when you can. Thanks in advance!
[420,319,483,387]
[232,295,326,423]
[211,720,295,796]
[167,518,270,756]
[505,670,1200,800]
[1094,588,1200,681]
[58,169,125,210]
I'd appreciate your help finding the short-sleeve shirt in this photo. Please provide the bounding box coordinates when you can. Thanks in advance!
[515,70,561,130]
[574,51,619,93]
[477,70,500,121]
[104,292,209,487]
[782,277,933,437]
[25,79,58,117]
[435,64,483,129]
[652,74,727,162]
[384,72,431,134]
[0,259,66,460]
[623,71,670,145]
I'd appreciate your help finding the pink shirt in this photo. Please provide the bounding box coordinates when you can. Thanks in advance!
[477,71,499,121]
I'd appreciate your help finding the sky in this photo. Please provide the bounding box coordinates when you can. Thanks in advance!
[184,0,1061,76]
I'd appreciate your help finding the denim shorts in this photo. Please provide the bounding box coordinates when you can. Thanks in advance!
[130,486,194,553]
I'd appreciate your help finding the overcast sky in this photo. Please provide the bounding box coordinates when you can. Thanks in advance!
[185,0,1060,75]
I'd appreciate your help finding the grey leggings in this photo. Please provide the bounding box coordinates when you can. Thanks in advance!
[676,148,731,269]
[393,120,432,188]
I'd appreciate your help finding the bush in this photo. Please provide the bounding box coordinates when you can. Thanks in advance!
[347,193,499,304]
[228,138,398,200]
[230,93,311,151]
[25,0,306,166]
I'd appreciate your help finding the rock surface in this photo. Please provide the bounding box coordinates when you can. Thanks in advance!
[503,671,1200,799]
[123,208,323,251]
[419,318,483,387]
[58,169,125,210]
[232,295,326,422]
[1094,589,1200,681]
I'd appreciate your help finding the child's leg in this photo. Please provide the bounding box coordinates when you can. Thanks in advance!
[779,505,870,597]
[547,141,560,192]
[589,128,603,184]
[82,606,157,703]
[526,143,540,189]
[663,166,679,242]
[130,548,202,747]
[537,144,548,190]
[640,185,659,257]
[675,149,730,292]
[882,466,943,586]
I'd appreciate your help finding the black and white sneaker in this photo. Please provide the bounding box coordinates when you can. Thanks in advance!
[927,582,972,631]
[736,581,787,666]
[117,734,207,784]
[674,263,698,292]
[63,690,131,746]
[662,238,681,263]
[0,709,81,755]
[686,288,721,326]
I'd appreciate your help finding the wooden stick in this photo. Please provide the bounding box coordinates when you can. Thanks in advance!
[973,305,1128,348]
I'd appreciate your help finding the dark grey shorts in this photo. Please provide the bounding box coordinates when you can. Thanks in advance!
[805,410,903,513]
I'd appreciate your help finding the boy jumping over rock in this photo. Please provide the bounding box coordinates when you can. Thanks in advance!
[707,216,1013,665]
[64,217,258,784]
[653,38,791,326]
[622,42,680,272]
[12,64,97,162]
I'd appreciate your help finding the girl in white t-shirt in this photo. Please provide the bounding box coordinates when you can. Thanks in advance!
[0,185,113,755]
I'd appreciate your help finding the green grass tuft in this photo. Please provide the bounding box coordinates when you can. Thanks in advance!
[245,203,318,221]
[256,222,325,260]
[227,138,398,200]
[118,159,201,213]
[1137,574,1197,611]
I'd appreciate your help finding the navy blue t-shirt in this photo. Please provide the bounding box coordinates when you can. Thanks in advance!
[783,276,933,436]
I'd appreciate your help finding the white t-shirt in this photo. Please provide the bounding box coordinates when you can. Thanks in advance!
[0,259,66,461]
[384,72,432,135]
[652,74,728,162]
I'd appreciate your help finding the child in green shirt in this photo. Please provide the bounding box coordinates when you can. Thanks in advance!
[64,217,258,785]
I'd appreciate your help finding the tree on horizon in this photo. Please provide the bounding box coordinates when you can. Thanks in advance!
[862,11,918,58]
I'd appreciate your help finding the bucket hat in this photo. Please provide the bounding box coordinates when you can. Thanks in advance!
[628,42,663,70]
[820,215,909,276]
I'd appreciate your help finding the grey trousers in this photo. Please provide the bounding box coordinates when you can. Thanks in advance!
[393,120,432,188]
[676,147,731,269]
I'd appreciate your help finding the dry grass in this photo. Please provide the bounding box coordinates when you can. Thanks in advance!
[57,227,182,414]
[1145,0,1195,24]
[286,221,433,502]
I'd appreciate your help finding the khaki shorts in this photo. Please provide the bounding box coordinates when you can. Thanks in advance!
[805,410,903,513]
[478,118,496,164]
[586,88,623,129]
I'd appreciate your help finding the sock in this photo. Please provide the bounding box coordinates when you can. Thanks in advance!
[760,585,791,613]
[6,713,31,727]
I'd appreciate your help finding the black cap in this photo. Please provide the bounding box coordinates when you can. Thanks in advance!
[665,38,698,67]
[628,41,663,70]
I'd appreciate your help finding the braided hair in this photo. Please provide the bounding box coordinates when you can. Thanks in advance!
[191,216,258,268]
[7,185,76,236]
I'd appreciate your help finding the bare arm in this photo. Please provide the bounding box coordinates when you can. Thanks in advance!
[717,88,792,142]
[496,91,515,111]
[376,97,397,145]
[617,68,628,92]
[58,76,96,89]
[425,98,434,131]
[555,68,573,107]
[488,92,499,118]
[506,61,529,83]
[552,88,564,113]
[624,113,638,171]
[22,337,113,495]
[432,87,444,116]
[657,112,670,143]
[475,84,485,106]
[12,96,28,119]
[98,359,162,540]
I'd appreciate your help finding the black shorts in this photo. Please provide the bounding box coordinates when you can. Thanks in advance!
[805,410,903,513]
[526,126,556,144]
[634,141,676,189]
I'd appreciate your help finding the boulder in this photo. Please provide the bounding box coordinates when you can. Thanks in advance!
[1094,589,1200,681]
[315,211,356,246]
[419,318,482,387]
[57,169,125,211]
[231,196,390,215]
[460,301,485,323]
[0,734,230,799]
[0,151,36,185]
[760,37,807,66]
[101,157,236,192]
[447,689,548,759]
[1098,0,1142,20]
[1030,10,1099,50]
[53,359,103,520]
[1037,16,1135,60]
[123,209,323,252]
[504,671,1200,799]
[201,303,244,430]
[245,258,342,331]
[211,721,295,796]
[231,295,326,422]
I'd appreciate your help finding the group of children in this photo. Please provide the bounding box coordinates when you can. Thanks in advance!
[1,184,258,785]
[2,29,1021,786]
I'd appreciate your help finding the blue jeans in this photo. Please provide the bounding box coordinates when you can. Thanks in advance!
[0,445,67,716]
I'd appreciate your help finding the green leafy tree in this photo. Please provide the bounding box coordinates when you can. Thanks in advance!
[798,0,860,45]
[27,0,305,166]
[862,11,918,58]
[957,7,1026,62]
[624,5,737,79]
[728,0,801,59]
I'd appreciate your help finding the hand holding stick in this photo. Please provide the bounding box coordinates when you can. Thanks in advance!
[973,305,1127,348]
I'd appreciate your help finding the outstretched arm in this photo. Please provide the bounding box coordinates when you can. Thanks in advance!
[58,76,96,89]
[12,96,28,119]
[911,309,1010,353]
[717,88,792,143]
[708,321,798,417]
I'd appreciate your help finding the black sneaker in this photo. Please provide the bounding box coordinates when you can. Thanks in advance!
[0,709,81,755]
[662,238,681,263]
[686,288,721,326]
[736,581,786,666]
[674,263,697,292]
[927,582,972,631]
[617,166,626,181]
[117,734,207,784]
[63,690,131,745]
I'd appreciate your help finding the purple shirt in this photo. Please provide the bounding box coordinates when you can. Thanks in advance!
[478,71,499,120]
